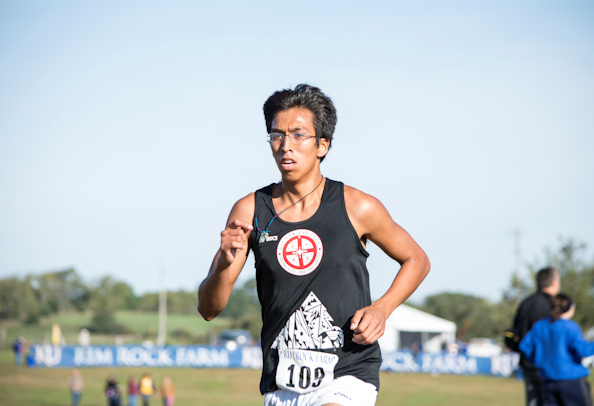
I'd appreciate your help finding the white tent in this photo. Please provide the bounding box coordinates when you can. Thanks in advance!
[378,304,457,353]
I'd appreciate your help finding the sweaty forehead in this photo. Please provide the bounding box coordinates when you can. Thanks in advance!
[272,107,315,129]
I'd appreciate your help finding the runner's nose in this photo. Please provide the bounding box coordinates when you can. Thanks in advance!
[280,134,296,152]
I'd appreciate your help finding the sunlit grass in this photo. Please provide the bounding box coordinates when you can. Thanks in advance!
[1,338,592,406]
[0,347,544,406]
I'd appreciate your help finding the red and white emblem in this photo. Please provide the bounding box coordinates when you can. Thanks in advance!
[276,229,323,276]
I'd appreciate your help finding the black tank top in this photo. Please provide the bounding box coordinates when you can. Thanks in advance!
[251,179,381,395]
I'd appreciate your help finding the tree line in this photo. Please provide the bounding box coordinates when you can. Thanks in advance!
[0,238,592,341]
[416,238,594,341]
[0,270,198,333]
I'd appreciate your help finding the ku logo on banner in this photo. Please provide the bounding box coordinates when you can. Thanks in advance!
[277,229,323,276]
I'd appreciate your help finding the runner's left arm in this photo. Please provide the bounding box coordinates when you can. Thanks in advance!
[345,186,430,345]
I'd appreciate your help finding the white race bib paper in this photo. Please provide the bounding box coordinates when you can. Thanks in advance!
[276,349,339,394]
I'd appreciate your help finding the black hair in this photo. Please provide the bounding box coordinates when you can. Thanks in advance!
[536,267,558,291]
[263,84,337,162]
[551,293,573,321]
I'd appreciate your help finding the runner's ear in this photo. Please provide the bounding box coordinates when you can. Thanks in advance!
[317,138,329,158]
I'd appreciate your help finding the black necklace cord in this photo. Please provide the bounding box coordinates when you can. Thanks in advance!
[255,176,324,243]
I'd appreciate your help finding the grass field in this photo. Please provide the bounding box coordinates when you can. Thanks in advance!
[0,348,560,406]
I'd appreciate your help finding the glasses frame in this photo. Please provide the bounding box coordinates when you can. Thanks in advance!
[267,132,318,145]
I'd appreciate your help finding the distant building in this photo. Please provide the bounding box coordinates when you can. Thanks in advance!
[378,305,456,353]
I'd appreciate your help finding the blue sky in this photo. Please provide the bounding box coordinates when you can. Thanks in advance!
[1,1,593,303]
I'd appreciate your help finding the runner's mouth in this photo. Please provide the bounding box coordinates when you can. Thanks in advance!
[280,159,296,170]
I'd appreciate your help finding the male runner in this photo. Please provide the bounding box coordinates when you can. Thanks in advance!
[198,84,430,406]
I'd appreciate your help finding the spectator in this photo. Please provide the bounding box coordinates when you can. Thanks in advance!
[159,376,175,406]
[520,293,594,406]
[511,267,561,406]
[138,373,156,406]
[67,369,84,406]
[127,376,139,406]
[12,337,23,367]
[105,373,121,406]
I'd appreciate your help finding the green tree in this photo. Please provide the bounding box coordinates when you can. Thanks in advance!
[221,278,260,318]
[89,276,128,333]
[168,290,197,314]
[420,292,501,340]
[0,277,39,321]
[138,293,159,312]
[111,281,139,310]
[32,268,89,314]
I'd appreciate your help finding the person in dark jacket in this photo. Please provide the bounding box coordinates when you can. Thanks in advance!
[512,267,561,406]
[105,373,121,406]
[12,337,24,367]
[520,293,594,406]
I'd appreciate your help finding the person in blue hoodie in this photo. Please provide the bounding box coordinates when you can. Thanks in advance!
[520,293,594,406]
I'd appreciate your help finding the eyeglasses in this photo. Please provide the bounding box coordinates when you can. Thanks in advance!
[267,133,318,145]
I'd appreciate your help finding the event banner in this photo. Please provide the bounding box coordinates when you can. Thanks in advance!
[29,345,519,377]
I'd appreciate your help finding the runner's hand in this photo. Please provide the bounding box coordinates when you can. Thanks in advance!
[220,220,252,267]
[350,305,386,345]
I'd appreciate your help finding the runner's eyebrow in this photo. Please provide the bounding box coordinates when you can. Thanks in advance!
[270,126,310,134]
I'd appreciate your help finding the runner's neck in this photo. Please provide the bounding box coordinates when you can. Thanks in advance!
[273,176,325,221]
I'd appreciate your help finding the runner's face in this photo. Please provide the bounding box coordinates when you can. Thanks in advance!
[270,107,329,179]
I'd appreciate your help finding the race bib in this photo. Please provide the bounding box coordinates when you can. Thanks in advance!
[276,349,339,394]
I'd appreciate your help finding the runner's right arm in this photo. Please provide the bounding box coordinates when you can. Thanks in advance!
[198,194,254,321]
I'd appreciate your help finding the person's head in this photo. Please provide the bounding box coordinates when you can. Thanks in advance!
[108,373,117,382]
[72,369,80,377]
[263,84,337,163]
[551,293,574,321]
[536,267,560,295]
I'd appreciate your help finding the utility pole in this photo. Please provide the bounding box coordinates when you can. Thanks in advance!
[157,260,167,346]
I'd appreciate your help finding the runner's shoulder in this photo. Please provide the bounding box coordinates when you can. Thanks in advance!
[343,184,386,219]
[228,192,256,223]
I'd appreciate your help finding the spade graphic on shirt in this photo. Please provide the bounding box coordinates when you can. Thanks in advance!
[272,291,343,350]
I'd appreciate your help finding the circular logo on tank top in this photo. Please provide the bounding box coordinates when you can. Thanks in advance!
[276,229,323,276]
